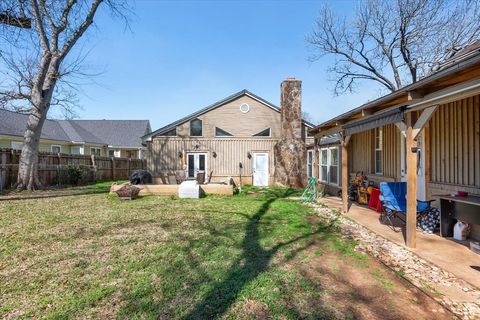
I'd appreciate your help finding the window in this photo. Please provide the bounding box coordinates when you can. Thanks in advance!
[108,149,120,157]
[320,149,328,183]
[215,127,233,137]
[319,146,339,185]
[90,147,101,156]
[375,127,383,174]
[307,150,314,178]
[329,148,338,184]
[51,145,61,153]
[162,128,177,136]
[11,141,23,150]
[190,118,202,136]
[239,103,250,113]
[71,146,84,155]
[125,150,136,158]
[253,128,271,137]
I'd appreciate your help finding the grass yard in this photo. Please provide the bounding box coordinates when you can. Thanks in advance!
[0,186,450,319]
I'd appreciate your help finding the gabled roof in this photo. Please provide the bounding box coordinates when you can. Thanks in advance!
[0,109,151,148]
[144,89,314,140]
[0,109,70,141]
[58,120,151,148]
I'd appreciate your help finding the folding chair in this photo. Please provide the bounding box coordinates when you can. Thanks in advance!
[379,182,434,231]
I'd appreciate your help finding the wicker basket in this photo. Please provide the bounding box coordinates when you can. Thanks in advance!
[115,184,140,200]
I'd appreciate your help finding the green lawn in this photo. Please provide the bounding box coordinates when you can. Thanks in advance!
[0,186,449,319]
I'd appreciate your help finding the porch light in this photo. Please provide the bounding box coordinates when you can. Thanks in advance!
[212,151,217,158]
[178,151,182,158]
[247,152,252,159]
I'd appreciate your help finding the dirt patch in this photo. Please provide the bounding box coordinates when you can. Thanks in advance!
[285,244,454,320]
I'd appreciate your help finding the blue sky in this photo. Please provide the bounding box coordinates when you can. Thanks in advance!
[72,0,379,129]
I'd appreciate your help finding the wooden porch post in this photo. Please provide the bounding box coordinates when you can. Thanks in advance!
[314,137,319,180]
[406,112,417,248]
[341,135,350,214]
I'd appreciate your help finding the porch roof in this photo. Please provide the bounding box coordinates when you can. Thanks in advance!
[343,106,406,136]
[310,48,480,136]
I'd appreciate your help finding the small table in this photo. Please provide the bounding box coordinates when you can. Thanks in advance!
[440,196,480,237]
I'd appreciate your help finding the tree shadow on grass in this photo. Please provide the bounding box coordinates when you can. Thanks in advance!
[184,188,323,319]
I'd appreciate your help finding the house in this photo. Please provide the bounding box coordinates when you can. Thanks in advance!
[309,43,480,247]
[0,109,151,159]
[143,79,314,186]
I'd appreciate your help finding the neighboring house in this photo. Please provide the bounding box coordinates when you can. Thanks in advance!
[143,85,314,186]
[0,109,151,159]
[309,42,480,247]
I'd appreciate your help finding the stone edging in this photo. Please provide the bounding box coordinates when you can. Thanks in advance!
[310,202,480,320]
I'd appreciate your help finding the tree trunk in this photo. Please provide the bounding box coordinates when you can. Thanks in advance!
[16,106,48,190]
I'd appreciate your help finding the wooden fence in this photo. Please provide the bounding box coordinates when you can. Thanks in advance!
[0,148,146,190]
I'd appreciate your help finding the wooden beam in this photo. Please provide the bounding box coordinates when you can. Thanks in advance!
[407,90,423,101]
[406,113,417,248]
[314,138,319,196]
[314,125,342,138]
[362,109,374,117]
[395,121,407,137]
[412,106,438,139]
[341,134,350,214]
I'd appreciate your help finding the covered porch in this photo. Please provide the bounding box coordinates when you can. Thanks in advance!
[319,195,480,290]
[311,50,480,251]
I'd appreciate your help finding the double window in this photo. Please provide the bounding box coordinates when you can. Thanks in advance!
[375,127,383,175]
[319,146,339,185]
[108,149,120,158]
[71,146,84,155]
[11,142,23,150]
[51,145,61,153]
[90,147,101,156]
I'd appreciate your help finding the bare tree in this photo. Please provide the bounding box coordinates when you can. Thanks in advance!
[0,0,130,190]
[307,0,480,95]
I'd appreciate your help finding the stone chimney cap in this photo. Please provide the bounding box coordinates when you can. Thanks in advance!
[286,77,296,80]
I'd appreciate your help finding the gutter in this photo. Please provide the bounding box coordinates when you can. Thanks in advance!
[310,50,480,133]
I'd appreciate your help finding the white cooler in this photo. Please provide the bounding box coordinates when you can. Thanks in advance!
[178,180,201,199]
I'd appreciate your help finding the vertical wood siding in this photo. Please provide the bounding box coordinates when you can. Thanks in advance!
[429,94,480,187]
[350,130,373,174]
[348,123,401,179]
[148,138,278,178]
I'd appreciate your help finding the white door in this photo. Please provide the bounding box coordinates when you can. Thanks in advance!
[399,129,426,200]
[186,153,207,180]
[253,152,269,186]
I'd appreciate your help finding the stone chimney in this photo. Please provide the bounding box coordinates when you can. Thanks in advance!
[274,78,307,188]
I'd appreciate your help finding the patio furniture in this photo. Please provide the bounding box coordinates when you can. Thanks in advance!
[167,173,178,185]
[379,182,435,231]
[368,187,382,212]
[175,170,186,184]
[196,171,205,184]
[206,170,213,184]
[158,173,168,184]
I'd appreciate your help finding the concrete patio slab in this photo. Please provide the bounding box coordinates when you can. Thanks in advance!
[318,196,480,290]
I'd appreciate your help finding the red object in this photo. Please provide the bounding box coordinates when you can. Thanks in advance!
[368,188,383,212]
[457,191,468,197]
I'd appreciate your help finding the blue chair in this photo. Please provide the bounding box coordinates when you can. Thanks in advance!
[379,182,434,231]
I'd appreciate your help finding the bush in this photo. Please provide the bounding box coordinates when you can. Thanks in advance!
[66,165,86,185]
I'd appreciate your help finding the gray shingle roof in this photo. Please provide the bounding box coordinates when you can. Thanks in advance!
[0,109,70,141]
[0,109,150,148]
[61,120,151,147]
